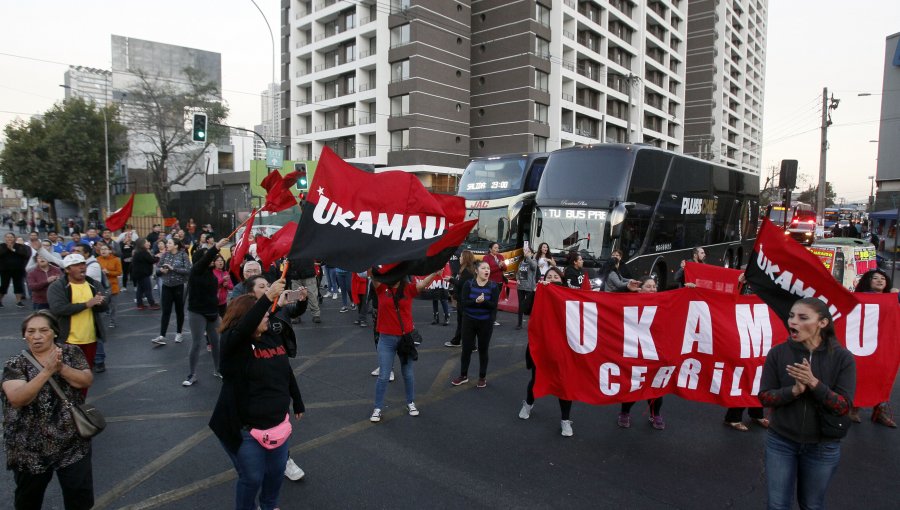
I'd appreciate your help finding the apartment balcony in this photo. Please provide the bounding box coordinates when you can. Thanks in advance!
[357,115,375,125]
[315,0,336,10]
[561,92,574,102]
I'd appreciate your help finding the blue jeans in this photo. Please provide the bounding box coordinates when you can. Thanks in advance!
[325,266,338,294]
[94,338,106,365]
[335,271,352,306]
[223,430,290,510]
[765,430,841,510]
[374,334,414,409]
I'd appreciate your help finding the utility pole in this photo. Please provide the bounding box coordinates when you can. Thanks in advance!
[816,87,840,225]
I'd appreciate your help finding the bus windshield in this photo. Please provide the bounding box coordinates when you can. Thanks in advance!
[537,148,633,205]
[463,207,516,251]
[767,206,787,224]
[458,157,527,200]
[536,206,609,260]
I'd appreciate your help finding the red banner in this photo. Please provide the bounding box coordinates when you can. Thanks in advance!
[683,262,742,295]
[530,284,900,408]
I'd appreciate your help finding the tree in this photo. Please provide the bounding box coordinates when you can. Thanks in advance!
[796,182,836,208]
[124,66,229,215]
[0,98,127,220]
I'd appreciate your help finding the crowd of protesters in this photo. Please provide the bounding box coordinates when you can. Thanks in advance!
[0,222,894,510]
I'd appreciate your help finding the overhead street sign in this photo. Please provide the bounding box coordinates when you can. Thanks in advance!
[266,147,284,169]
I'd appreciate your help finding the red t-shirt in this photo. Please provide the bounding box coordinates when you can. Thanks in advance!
[484,253,506,284]
[375,282,419,335]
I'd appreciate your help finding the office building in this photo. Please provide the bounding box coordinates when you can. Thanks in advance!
[874,32,900,211]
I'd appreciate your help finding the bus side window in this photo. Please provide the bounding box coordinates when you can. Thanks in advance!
[525,160,546,192]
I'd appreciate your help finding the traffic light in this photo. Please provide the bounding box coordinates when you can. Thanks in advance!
[295,162,308,191]
[191,113,208,142]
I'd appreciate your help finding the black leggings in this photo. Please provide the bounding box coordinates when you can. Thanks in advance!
[621,398,663,415]
[724,407,764,422]
[516,289,534,326]
[121,261,131,288]
[160,284,185,335]
[525,366,572,420]
[459,316,495,378]
[0,272,25,296]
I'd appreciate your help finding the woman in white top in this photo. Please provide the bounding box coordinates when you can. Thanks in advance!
[535,242,555,278]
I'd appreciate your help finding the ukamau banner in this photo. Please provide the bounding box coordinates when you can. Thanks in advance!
[530,285,900,408]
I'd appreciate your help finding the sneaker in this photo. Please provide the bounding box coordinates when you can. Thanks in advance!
[94,362,106,373]
[339,306,349,313]
[407,402,420,417]
[284,458,305,481]
[16,301,25,308]
[371,367,380,376]
[151,336,167,346]
[148,304,160,310]
[182,374,197,386]
[389,371,395,382]
[450,376,469,386]
[353,319,361,325]
[651,415,666,430]
[493,321,500,326]
[476,378,487,388]
[617,413,631,428]
[370,408,382,423]
[212,371,223,379]
[444,341,461,347]
[174,333,184,343]
[561,420,574,437]
[359,321,368,327]
[350,304,357,311]
[322,291,331,298]
[331,293,338,300]
[312,316,321,323]
[518,401,533,420]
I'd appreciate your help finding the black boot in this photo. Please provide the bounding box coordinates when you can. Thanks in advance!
[443,313,450,326]
[431,312,439,325]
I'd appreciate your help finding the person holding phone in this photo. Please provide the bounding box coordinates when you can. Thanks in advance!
[151,239,191,346]
[451,260,500,388]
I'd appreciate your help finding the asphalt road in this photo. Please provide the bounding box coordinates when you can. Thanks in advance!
[0,286,897,510]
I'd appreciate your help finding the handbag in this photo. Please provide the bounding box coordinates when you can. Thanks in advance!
[817,406,851,439]
[249,414,292,450]
[22,350,106,439]
[392,291,420,362]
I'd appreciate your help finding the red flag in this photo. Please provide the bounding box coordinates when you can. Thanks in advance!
[684,262,743,295]
[745,218,858,323]
[255,222,298,270]
[289,147,475,275]
[105,193,135,232]
[230,209,257,278]
[260,170,300,213]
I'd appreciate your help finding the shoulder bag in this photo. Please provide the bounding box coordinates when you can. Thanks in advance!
[21,350,106,439]
[392,292,420,363]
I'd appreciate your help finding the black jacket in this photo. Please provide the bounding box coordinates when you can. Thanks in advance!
[209,295,304,454]
[131,249,156,280]
[187,246,220,316]
[759,338,856,443]
[0,243,30,275]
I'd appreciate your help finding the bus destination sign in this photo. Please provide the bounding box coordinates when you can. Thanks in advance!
[466,181,510,191]
[543,209,607,220]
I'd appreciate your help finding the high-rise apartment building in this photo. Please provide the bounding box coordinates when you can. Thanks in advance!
[683,0,767,174]
[874,32,900,211]
[281,1,710,180]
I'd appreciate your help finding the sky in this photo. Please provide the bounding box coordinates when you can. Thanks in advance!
[1,0,898,204]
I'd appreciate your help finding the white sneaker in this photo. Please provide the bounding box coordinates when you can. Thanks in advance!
[331,293,338,300]
[151,336,167,346]
[174,333,184,343]
[389,371,395,382]
[182,374,196,386]
[370,408,382,422]
[561,420,574,437]
[407,402,420,416]
[371,367,380,376]
[284,457,305,481]
[518,401,533,420]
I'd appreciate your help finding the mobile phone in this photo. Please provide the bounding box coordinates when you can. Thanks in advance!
[284,290,300,303]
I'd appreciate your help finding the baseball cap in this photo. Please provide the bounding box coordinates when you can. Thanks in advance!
[63,254,87,268]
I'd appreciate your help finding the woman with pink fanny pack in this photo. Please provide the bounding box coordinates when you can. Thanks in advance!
[209,279,304,510]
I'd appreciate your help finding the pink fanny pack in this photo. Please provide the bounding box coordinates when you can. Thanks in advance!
[249,414,292,450]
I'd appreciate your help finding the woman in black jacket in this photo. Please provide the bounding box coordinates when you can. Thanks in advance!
[444,250,476,347]
[209,282,303,510]
[130,239,159,310]
[758,297,855,510]
[184,238,230,386]
[450,260,500,388]
[0,232,30,307]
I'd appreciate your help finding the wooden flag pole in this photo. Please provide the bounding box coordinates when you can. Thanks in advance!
[271,261,290,312]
